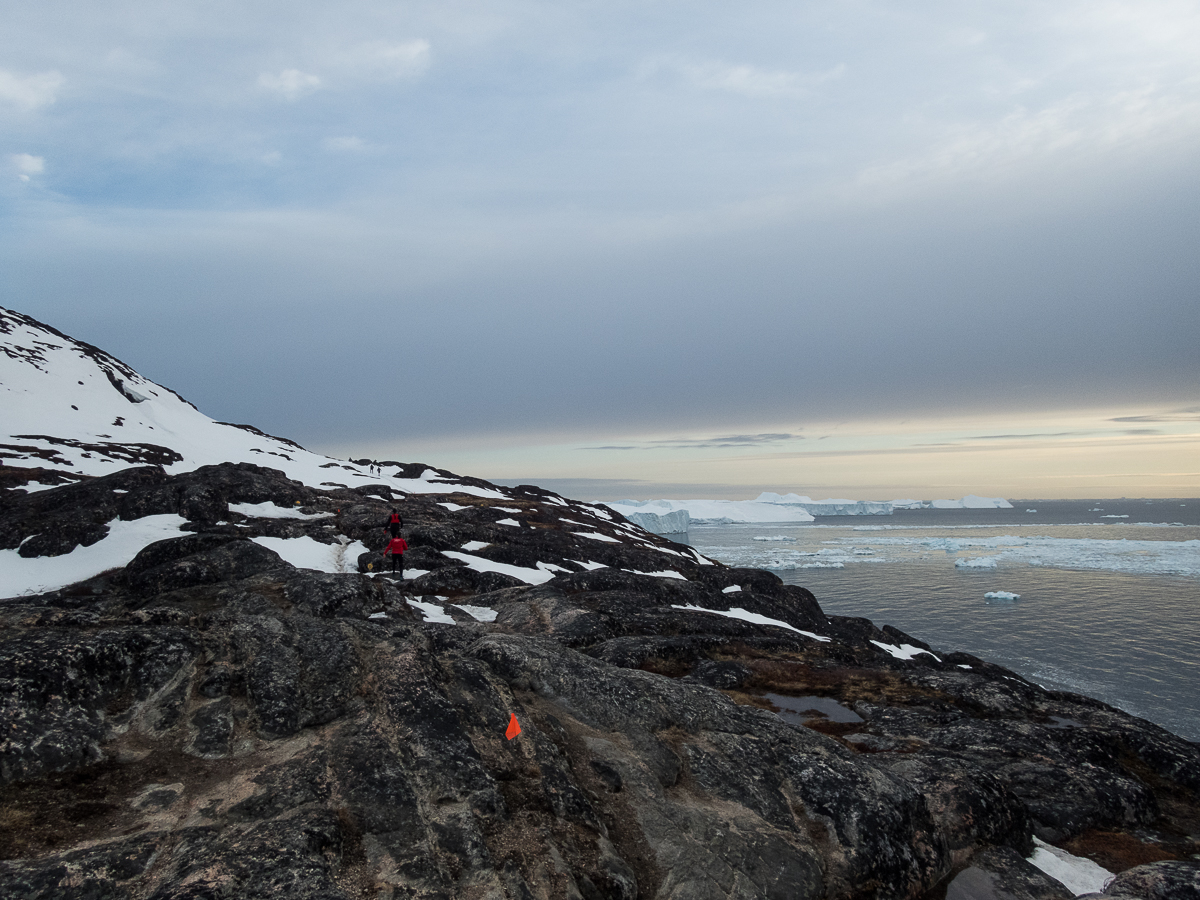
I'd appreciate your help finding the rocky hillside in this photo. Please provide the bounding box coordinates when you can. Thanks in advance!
[2,310,1199,900]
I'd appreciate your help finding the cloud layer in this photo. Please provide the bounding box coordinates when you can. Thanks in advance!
[2,0,1197,496]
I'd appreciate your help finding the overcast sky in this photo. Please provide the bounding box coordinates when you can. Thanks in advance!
[4,1,1198,499]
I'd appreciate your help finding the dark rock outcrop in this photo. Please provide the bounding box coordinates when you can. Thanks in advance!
[2,461,1198,899]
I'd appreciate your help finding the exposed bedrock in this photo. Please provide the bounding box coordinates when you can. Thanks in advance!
[2,462,1199,899]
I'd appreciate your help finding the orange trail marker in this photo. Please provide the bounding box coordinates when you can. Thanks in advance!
[505,713,521,740]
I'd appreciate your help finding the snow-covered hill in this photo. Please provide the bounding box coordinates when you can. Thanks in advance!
[1,307,503,499]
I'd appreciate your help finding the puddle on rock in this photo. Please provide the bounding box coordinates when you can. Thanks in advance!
[765,693,864,725]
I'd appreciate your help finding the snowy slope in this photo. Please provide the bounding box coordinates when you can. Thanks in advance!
[1,307,504,498]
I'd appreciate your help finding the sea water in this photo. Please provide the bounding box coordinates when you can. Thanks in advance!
[683,499,1200,742]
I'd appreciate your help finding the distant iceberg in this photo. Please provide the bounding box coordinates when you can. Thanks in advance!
[754,493,894,516]
[606,493,1014,525]
[931,495,1014,509]
[606,498,815,525]
[624,509,691,535]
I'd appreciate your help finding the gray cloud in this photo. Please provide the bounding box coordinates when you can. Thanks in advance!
[1,1,1198,457]
[587,433,802,451]
[1110,410,1200,423]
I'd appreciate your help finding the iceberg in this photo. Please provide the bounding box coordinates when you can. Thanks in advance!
[755,493,894,516]
[955,557,999,568]
[930,495,1014,509]
[624,509,691,535]
[605,499,814,525]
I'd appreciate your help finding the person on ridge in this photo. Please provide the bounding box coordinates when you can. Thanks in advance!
[383,534,408,576]
[384,508,403,538]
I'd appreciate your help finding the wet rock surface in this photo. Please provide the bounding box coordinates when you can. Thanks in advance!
[2,462,1199,899]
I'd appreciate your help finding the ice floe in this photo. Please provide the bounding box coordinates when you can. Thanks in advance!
[955,557,998,568]
[984,591,1020,601]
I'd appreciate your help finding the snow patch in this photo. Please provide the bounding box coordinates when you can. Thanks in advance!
[0,515,188,599]
[407,599,456,624]
[251,535,365,574]
[1026,837,1113,896]
[870,640,941,662]
[573,531,621,543]
[461,541,489,552]
[229,501,332,520]
[440,551,559,585]
[495,518,520,527]
[672,604,831,641]
[453,604,499,622]
[722,585,742,593]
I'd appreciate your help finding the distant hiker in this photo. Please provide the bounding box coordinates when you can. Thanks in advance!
[384,535,408,575]
[385,509,403,537]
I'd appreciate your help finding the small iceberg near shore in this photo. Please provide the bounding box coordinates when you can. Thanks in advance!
[956,557,999,568]
[984,591,1021,601]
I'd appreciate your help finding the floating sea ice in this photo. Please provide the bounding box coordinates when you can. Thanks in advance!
[956,557,998,568]
[753,535,797,542]
[984,591,1020,600]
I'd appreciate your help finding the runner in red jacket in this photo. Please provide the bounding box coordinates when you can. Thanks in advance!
[384,536,408,575]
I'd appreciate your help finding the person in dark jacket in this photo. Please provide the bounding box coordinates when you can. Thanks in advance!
[384,535,408,575]
[385,509,402,538]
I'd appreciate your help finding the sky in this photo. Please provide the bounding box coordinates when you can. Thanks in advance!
[3,0,1199,500]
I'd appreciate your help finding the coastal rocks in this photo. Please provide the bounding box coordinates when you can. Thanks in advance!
[2,461,1200,899]
[1093,861,1200,899]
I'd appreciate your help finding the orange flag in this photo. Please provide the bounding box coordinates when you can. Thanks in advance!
[505,713,521,740]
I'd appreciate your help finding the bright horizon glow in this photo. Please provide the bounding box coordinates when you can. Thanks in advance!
[320,403,1200,500]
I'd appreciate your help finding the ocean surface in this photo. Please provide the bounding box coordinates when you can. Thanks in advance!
[682,499,1200,743]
